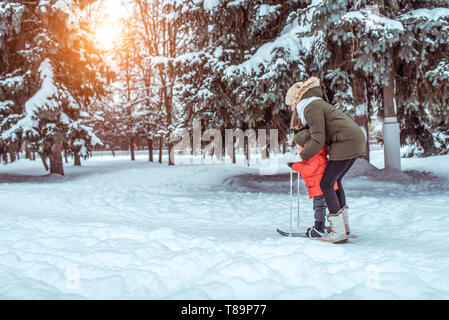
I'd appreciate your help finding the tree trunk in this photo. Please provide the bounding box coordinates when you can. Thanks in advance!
[25,144,31,159]
[74,152,81,166]
[8,145,15,163]
[202,140,207,159]
[130,136,135,161]
[266,139,271,159]
[148,138,153,162]
[222,133,226,162]
[49,140,64,175]
[32,151,36,161]
[40,154,49,172]
[2,152,8,164]
[351,74,370,161]
[168,141,174,166]
[64,151,68,164]
[245,138,250,166]
[158,136,163,164]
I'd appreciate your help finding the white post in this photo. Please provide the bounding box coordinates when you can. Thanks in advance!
[383,51,401,171]
[383,117,401,170]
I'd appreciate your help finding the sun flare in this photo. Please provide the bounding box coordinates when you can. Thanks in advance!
[95,23,123,51]
[93,0,129,51]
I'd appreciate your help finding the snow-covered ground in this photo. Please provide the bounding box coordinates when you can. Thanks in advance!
[1,146,449,299]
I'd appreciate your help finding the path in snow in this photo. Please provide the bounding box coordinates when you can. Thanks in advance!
[1,149,449,299]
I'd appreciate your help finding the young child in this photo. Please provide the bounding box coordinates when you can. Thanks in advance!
[288,128,338,238]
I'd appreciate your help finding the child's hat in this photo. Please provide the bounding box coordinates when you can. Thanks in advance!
[292,128,311,148]
[285,76,320,107]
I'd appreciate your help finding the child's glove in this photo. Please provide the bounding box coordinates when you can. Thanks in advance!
[287,162,294,168]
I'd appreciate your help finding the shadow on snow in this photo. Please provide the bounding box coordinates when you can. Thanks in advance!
[222,158,449,196]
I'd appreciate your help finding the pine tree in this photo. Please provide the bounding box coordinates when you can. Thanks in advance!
[396,2,449,156]
[62,2,113,166]
[177,0,314,161]
[0,1,28,164]
[312,0,449,161]
[0,1,69,173]
[0,0,109,174]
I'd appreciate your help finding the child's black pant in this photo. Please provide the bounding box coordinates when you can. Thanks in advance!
[313,195,327,222]
[320,158,357,214]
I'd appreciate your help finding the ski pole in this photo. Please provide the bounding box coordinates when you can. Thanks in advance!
[290,170,293,235]
[297,172,300,228]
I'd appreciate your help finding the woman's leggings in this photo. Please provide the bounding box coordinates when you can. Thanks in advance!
[320,158,357,214]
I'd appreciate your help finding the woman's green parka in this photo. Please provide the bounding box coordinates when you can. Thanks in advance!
[298,87,366,162]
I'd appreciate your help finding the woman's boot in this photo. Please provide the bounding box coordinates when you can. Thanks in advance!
[319,210,348,243]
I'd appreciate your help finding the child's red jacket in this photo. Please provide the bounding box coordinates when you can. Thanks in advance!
[291,146,338,198]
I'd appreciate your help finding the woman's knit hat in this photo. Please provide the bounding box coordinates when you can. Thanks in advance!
[292,128,311,148]
[285,76,321,107]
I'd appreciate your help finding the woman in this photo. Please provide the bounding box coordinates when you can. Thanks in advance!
[285,77,366,243]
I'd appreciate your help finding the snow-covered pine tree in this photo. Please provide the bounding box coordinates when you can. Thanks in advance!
[175,0,247,136]
[0,1,28,164]
[177,0,315,160]
[312,0,449,161]
[223,0,313,132]
[311,0,404,161]
[0,0,108,175]
[61,2,113,166]
[90,87,119,155]
[396,2,449,156]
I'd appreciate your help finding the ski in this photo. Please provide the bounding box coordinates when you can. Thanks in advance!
[277,228,357,238]
[277,228,308,237]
